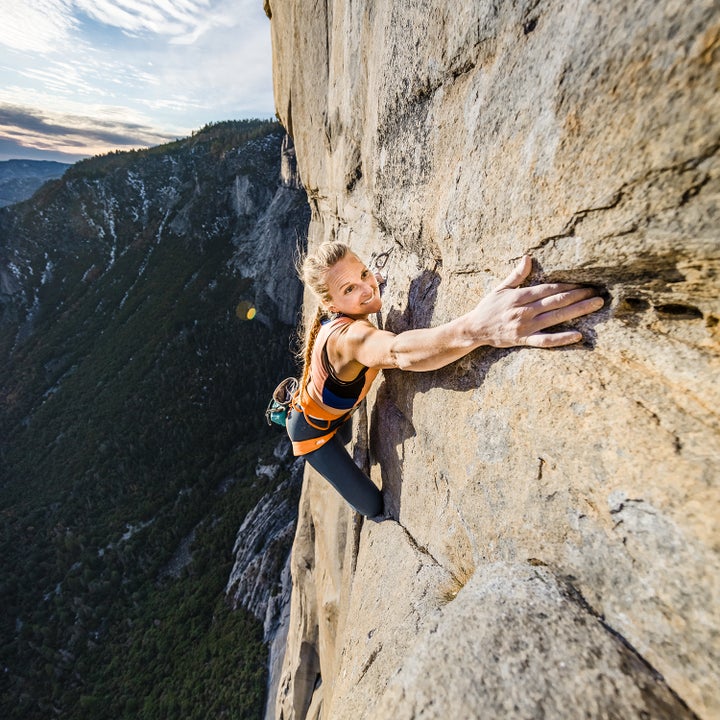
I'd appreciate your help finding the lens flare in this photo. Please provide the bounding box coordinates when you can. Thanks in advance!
[235,300,257,321]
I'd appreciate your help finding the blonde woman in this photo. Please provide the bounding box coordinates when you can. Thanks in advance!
[286,242,604,518]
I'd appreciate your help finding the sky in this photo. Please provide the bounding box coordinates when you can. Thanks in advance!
[0,0,275,163]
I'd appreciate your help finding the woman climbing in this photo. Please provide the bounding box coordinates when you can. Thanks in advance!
[285,241,604,518]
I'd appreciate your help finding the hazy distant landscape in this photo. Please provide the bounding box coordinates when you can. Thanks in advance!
[0,160,71,207]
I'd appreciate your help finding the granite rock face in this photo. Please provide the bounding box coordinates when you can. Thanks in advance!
[265,1,720,718]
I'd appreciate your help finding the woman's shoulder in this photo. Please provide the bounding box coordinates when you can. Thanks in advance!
[332,316,376,338]
[325,318,376,378]
[323,314,372,336]
[319,314,354,341]
[327,314,356,327]
[328,317,384,357]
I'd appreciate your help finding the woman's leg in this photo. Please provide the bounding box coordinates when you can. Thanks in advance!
[304,434,383,517]
[336,414,353,445]
[286,409,383,517]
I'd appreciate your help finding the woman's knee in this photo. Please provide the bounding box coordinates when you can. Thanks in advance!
[359,486,383,518]
[306,443,382,517]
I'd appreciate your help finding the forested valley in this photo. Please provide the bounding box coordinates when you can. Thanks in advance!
[0,120,308,719]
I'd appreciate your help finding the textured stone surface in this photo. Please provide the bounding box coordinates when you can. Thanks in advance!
[373,562,697,720]
[266,0,720,717]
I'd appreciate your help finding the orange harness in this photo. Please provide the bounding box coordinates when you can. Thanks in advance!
[290,383,351,456]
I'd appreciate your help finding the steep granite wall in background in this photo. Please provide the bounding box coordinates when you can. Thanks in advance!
[264,1,719,718]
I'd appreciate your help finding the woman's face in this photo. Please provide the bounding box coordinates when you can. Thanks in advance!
[324,253,382,318]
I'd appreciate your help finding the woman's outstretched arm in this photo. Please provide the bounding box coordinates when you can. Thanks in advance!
[333,256,604,373]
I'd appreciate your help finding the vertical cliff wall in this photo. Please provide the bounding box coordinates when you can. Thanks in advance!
[264,1,719,718]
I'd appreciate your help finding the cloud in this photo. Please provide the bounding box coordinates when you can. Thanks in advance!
[0,103,176,160]
[0,0,77,53]
[0,104,172,145]
[0,0,274,160]
[73,0,230,43]
[0,136,81,163]
[74,0,194,38]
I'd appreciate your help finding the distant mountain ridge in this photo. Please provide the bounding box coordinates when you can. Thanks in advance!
[0,159,71,207]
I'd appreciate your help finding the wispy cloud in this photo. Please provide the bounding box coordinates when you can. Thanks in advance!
[0,103,176,158]
[74,0,215,41]
[0,0,274,161]
[0,0,77,54]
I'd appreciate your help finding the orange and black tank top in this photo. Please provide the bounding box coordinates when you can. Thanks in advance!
[307,315,379,418]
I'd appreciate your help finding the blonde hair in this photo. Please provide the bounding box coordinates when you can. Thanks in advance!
[297,241,352,392]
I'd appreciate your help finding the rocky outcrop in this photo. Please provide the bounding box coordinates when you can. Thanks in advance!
[225,439,304,720]
[266,1,719,718]
[225,441,302,625]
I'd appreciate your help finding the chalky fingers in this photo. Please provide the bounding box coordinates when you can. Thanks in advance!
[532,294,604,331]
[527,286,600,313]
[523,330,586,348]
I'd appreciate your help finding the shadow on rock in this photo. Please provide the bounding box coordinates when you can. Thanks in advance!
[370,262,609,515]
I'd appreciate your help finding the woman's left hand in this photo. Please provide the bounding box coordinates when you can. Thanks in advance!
[466,255,604,348]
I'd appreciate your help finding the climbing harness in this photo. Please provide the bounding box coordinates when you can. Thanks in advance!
[289,378,352,455]
[265,373,350,454]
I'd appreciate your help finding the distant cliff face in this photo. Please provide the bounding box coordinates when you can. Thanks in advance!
[266,1,719,719]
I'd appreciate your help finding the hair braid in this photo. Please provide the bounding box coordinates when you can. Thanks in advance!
[298,305,327,392]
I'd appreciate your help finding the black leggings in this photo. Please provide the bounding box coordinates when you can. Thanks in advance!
[286,408,383,517]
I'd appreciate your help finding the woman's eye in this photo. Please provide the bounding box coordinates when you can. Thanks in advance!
[345,285,354,294]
